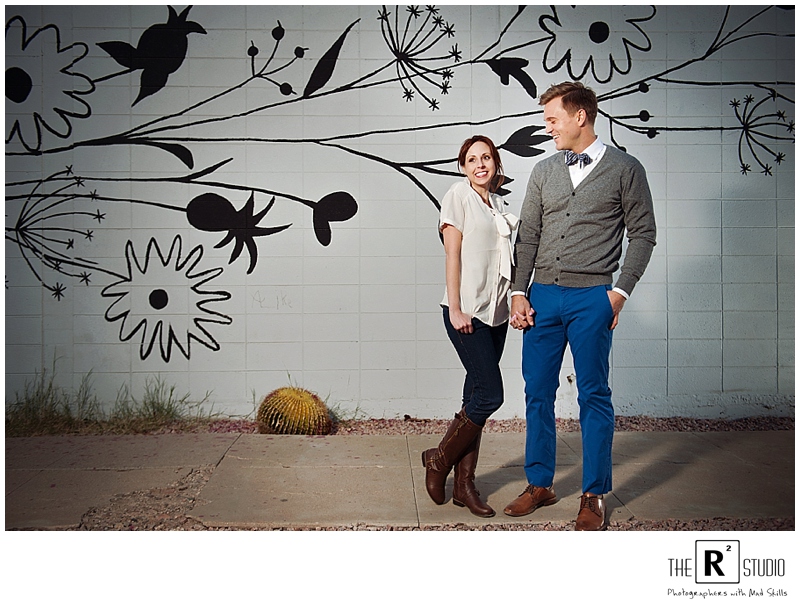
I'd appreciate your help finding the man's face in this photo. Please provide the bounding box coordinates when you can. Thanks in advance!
[543,96,582,152]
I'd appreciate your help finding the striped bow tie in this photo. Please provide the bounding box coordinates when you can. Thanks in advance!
[565,150,592,168]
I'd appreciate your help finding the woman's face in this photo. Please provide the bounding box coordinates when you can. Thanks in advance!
[462,141,496,193]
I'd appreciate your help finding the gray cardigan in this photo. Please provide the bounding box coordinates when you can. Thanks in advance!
[512,146,657,296]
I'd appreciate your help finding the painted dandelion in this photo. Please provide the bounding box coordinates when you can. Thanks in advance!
[378,5,458,110]
[5,166,104,299]
[730,90,794,176]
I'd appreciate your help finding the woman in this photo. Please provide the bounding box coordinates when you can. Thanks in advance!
[422,135,519,518]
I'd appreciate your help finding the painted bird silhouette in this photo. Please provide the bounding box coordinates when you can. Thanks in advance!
[98,5,206,106]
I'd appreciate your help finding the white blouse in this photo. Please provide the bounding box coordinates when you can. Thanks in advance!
[439,179,519,327]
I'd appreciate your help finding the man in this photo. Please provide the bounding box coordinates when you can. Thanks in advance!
[504,81,656,530]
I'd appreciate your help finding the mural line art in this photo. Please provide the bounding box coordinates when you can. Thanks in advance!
[101,234,232,363]
[5,5,794,364]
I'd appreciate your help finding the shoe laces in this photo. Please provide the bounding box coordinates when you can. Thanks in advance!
[521,484,549,497]
[580,494,601,516]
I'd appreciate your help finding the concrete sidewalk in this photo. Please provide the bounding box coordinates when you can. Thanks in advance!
[5,431,795,530]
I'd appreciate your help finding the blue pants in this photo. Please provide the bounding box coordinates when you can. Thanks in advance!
[443,308,508,427]
[522,283,615,495]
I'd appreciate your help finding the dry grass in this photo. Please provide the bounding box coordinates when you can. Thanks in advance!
[5,370,217,437]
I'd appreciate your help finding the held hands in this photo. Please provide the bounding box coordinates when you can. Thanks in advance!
[509,295,534,330]
[509,291,626,330]
[449,308,474,334]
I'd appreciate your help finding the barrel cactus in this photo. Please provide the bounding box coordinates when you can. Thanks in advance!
[257,386,333,435]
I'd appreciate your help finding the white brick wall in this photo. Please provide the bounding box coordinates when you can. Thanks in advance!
[4,5,794,419]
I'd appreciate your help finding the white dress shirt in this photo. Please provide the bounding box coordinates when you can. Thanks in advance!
[440,179,520,326]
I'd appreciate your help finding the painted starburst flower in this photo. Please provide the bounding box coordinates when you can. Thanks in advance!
[101,235,232,362]
[730,89,794,177]
[5,16,95,152]
[378,4,457,110]
[539,5,655,84]
[5,165,105,298]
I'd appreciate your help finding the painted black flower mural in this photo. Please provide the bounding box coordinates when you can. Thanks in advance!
[539,5,655,84]
[101,235,232,362]
[588,5,794,168]
[5,17,95,152]
[4,4,795,367]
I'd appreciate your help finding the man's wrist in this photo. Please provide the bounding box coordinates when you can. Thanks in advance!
[612,287,629,300]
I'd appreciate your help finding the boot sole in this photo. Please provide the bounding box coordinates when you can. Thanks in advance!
[453,499,496,518]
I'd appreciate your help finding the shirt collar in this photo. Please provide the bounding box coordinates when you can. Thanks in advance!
[461,177,501,209]
[581,137,606,161]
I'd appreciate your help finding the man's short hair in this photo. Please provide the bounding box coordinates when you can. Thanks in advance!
[540,81,598,125]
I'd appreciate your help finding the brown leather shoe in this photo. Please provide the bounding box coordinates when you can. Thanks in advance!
[575,492,607,531]
[503,484,557,517]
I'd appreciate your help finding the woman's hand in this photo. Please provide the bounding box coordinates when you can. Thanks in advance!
[449,308,474,334]
[509,294,534,330]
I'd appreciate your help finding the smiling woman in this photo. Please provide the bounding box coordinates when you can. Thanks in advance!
[423,134,519,518]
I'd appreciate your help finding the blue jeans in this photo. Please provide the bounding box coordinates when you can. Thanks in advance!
[443,307,508,427]
[521,283,615,495]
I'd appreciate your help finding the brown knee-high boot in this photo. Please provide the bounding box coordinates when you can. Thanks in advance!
[452,430,495,517]
[421,409,482,505]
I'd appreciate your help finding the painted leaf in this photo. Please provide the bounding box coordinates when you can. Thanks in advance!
[486,57,537,100]
[303,19,359,98]
[145,140,195,168]
[97,41,137,68]
[500,126,550,158]
[125,137,195,168]
[496,176,515,199]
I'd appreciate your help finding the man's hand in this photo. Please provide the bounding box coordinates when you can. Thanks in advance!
[510,294,534,330]
[608,290,626,330]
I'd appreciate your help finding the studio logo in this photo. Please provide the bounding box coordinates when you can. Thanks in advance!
[696,540,740,584]
[667,539,789,599]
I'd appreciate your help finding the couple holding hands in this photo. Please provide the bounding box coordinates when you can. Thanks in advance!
[422,81,657,531]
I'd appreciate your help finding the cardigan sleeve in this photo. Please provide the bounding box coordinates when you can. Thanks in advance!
[511,164,543,294]
[615,158,657,295]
